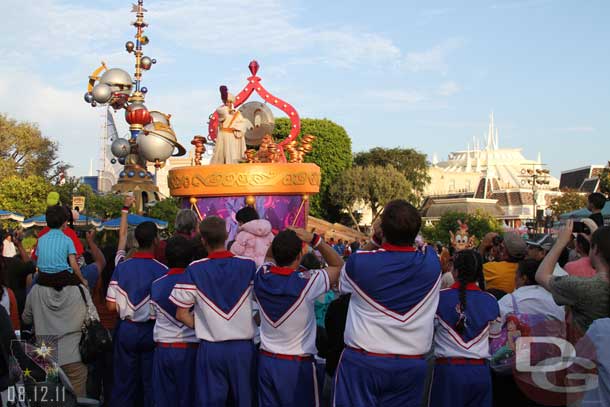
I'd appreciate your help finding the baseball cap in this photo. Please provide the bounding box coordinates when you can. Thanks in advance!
[504,232,528,259]
[526,235,555,252]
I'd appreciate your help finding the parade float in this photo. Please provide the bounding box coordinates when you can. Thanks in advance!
[167,60,321,240]
[85,0,320,238]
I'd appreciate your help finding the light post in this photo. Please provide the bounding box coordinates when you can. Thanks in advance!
[520,164,551,233]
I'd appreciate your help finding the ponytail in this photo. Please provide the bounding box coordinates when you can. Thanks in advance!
[453,250,484,335]
[456,272,467,334]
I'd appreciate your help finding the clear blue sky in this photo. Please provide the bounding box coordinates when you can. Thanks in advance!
[0,0,608,177]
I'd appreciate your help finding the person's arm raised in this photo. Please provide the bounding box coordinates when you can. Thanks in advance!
[13,230,30,262]
[86,230,106,272]
[289,227,344,286]
[536,220,573,290]
[118,195,135,254]
[361,218,383,252]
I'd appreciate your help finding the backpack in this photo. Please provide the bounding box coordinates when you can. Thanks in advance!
[489,294,548,374]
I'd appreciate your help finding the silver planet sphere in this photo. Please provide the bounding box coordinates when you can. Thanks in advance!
[141,56,152,70]
[84,92,93,103]
[138,121,186,162]
[111,138,131,158]
[239,101,275,146]
[91,83,112,104]
[99,68,133,97]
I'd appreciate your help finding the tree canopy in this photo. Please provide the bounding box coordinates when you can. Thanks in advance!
[148,197,180,234]
[329,165,415,227]
[354,147,430,197]
[0,114,65,180]
[273,118,352,220]
[0,175,52,217]
[548,190,588,216]
[421,211,504,246]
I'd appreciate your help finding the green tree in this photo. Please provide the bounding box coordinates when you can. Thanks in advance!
[549,191,588,216]
[55,179,124,220]
[0,175,52,217]
[0,114,66,180]
[147,198,180,234]
[421,211,504,246]
[354,147,430,198]
[599,163,610,198]
[330,165,415,227]
[273,118,352,220]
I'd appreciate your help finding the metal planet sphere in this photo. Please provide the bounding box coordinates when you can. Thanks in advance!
[99,68,133,98]
[127,171,135,178]
[91,83,112,104]
[137,128,178,162]
[141,56,153,70]
[110,158,117,164]
[141,87,148,94]
[111,138,131,158]
[125,41,135,53]
[118,157,126,165]
[84,92,93,103]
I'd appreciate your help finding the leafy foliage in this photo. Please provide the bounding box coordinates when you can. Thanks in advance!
[0,175,52,217]
[147,197,180,234]
[421,211,504,245]
[329,165,416,225]
[549,191,588,216]
[55,179,124,220]
[354,147,430,198]
[0,114,67,180]
[273,118,352,220]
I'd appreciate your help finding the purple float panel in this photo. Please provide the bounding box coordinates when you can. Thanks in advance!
[184,195,309,242]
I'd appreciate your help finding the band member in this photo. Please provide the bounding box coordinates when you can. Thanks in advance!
[334,200,441,406]
[106,222,167,407]
[150,236,198,407]
[171,216,258,406]
[431,250,499,407]
[254,228,343,407]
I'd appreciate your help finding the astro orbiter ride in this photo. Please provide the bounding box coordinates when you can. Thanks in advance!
[84,0,185,213]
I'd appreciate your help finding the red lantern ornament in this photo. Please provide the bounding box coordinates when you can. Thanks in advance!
[125,103,152,126]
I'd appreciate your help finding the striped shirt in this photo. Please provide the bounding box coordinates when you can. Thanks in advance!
[35,229,76,273]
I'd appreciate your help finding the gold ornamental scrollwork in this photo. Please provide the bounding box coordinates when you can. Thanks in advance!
[168,163,321,197]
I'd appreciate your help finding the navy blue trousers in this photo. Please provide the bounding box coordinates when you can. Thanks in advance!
[429,362,492,407]
[258,353,320,407]
[109,320,155,407]
[152,346,198,407]
[196,340,257,407]
[333,348,428,407]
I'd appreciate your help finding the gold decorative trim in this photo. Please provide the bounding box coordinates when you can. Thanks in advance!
[168,163,321,197]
